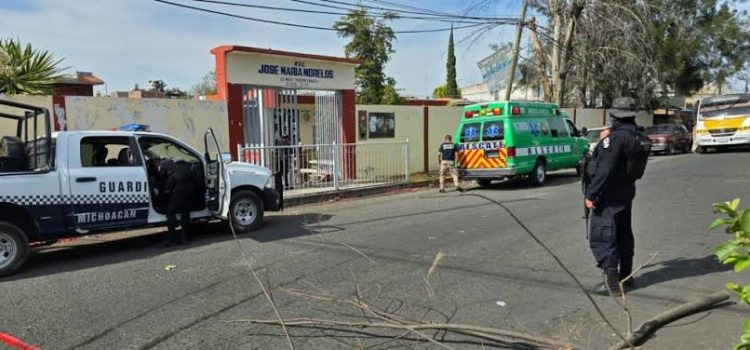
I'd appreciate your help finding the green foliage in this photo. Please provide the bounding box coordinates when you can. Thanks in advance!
[711,198,750,348]
[334,6,398,104]
[432,84,462,98]
[148,79,167,93]
[445,27,459,99]
[0,38,66,95]
[190,70,217,97]
[381,77,403,105]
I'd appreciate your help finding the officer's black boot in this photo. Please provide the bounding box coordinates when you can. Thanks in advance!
[593,268,622,297]
[619,258,635,289]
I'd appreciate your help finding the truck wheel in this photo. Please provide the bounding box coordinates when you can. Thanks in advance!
[476,179,492,187]
[229,190,264,234]
[529,160,546,186]
[0,221,30,278]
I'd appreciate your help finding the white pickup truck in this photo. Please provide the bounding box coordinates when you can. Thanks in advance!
[0,99,282,277]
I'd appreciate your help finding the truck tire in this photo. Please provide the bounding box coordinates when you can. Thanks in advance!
[229,190,264,234]
[529,160,546,186]
[0,221,30,278]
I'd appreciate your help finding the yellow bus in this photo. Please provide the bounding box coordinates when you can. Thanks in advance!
[694,94,750,153]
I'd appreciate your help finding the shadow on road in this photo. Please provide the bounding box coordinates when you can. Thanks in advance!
[464,170,582,192]
[3,213,334,282]
[635,255,731,289]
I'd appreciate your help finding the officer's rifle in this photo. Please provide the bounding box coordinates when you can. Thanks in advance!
[581,150,591,239]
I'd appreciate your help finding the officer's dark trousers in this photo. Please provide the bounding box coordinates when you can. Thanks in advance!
[166,195,191,243]
[589,203,634,270]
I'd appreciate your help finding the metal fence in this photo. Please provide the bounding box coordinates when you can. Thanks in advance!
[237,141,409,192]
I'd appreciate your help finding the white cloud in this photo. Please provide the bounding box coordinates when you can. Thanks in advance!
[1,0,518,96]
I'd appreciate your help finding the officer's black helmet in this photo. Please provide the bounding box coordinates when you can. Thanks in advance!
[609,97,637,118]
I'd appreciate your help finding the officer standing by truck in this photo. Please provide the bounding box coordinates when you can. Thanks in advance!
[158,158,196,247]
[585,97,649,296]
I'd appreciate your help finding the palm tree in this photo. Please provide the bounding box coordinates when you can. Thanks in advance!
[0,38,66,95]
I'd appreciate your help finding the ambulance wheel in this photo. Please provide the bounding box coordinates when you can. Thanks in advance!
[696,146,705,154]
[0,221,30,278]
[229,191,264,234]
[530,160,546,186]
[476,179,492,187]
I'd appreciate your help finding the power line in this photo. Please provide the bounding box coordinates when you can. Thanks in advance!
[191,0,495,24]
[299,0,519,21]
[154,0,493,33]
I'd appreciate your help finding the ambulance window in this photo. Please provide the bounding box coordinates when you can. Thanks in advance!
[460,123,481,143]
[81,137,139,167]
[565,119,581,137]
[549,118,570,138]
[483,122,504,141]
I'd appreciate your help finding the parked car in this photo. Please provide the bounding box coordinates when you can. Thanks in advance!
[646,123,692,155]
[582,126,609,153]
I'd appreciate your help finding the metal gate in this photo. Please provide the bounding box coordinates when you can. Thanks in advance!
[241,87,344,190]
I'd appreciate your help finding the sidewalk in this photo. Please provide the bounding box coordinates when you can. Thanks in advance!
[283,173,436,207]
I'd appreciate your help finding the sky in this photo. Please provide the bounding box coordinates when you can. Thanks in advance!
[0,0,527,97]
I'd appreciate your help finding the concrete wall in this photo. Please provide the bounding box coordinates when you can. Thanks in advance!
[64,96,230,152]
[427,106,463,172]
[355,105,423,175]
[564,108,654,129]
[0,95,54,139]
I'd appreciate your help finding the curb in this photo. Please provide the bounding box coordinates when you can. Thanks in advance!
[284,180,433,208]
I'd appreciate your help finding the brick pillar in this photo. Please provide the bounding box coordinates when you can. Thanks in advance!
[52,95,66,131]
[227,83,244,160]
[341,90,356,179]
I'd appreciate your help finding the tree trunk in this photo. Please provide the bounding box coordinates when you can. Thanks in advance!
[554,0,584,107]
[528,18,554,102]
[550,2,562,94]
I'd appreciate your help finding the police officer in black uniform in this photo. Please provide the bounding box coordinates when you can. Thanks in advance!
[158,158,196,247]
[585,97,640,296]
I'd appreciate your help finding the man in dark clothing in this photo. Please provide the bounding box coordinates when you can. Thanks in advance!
[438,134,461,193]
[585,97,641,296]
[158,159,196,247]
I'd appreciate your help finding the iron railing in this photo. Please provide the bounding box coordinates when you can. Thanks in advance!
[237,141,409,193]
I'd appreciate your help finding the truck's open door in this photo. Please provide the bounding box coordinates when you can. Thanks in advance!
[204,129,230,219]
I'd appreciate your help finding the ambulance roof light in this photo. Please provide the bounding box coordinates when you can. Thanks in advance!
[464,111,472,118]
[511,106,521,115]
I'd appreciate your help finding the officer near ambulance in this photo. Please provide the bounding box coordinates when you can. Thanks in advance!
[585,97,650,296]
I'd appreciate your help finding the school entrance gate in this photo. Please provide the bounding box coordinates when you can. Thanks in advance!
[211,46,409,195]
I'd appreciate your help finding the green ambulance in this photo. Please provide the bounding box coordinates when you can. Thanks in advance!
[453,101,589,186]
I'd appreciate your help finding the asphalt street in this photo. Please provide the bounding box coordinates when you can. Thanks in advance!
[2,150,750,349]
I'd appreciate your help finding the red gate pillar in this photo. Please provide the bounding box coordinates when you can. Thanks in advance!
[341,89,356,179]
[226,84,244,161]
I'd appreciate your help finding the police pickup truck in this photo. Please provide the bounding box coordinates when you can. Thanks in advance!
[0,99,282,277]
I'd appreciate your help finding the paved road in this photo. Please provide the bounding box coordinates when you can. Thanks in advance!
[2,150,750,349]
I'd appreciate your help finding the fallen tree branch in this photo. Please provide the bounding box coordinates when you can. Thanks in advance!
[228,219,295,350]
[608,291,731,350]
[243,318,575,349]
[422,193,631,346]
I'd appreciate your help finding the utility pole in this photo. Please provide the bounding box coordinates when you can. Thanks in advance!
[505,0,528,101]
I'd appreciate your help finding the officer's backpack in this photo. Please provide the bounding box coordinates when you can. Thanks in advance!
[619,128,652,180]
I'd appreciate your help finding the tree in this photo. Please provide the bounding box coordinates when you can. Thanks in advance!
[432,84,462,98]
[334,6,398,104]
[0,38,65,95]
[445,27,460,98]
[148,79,167,93]
[381,77,404,104]
[190,70,217,96]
